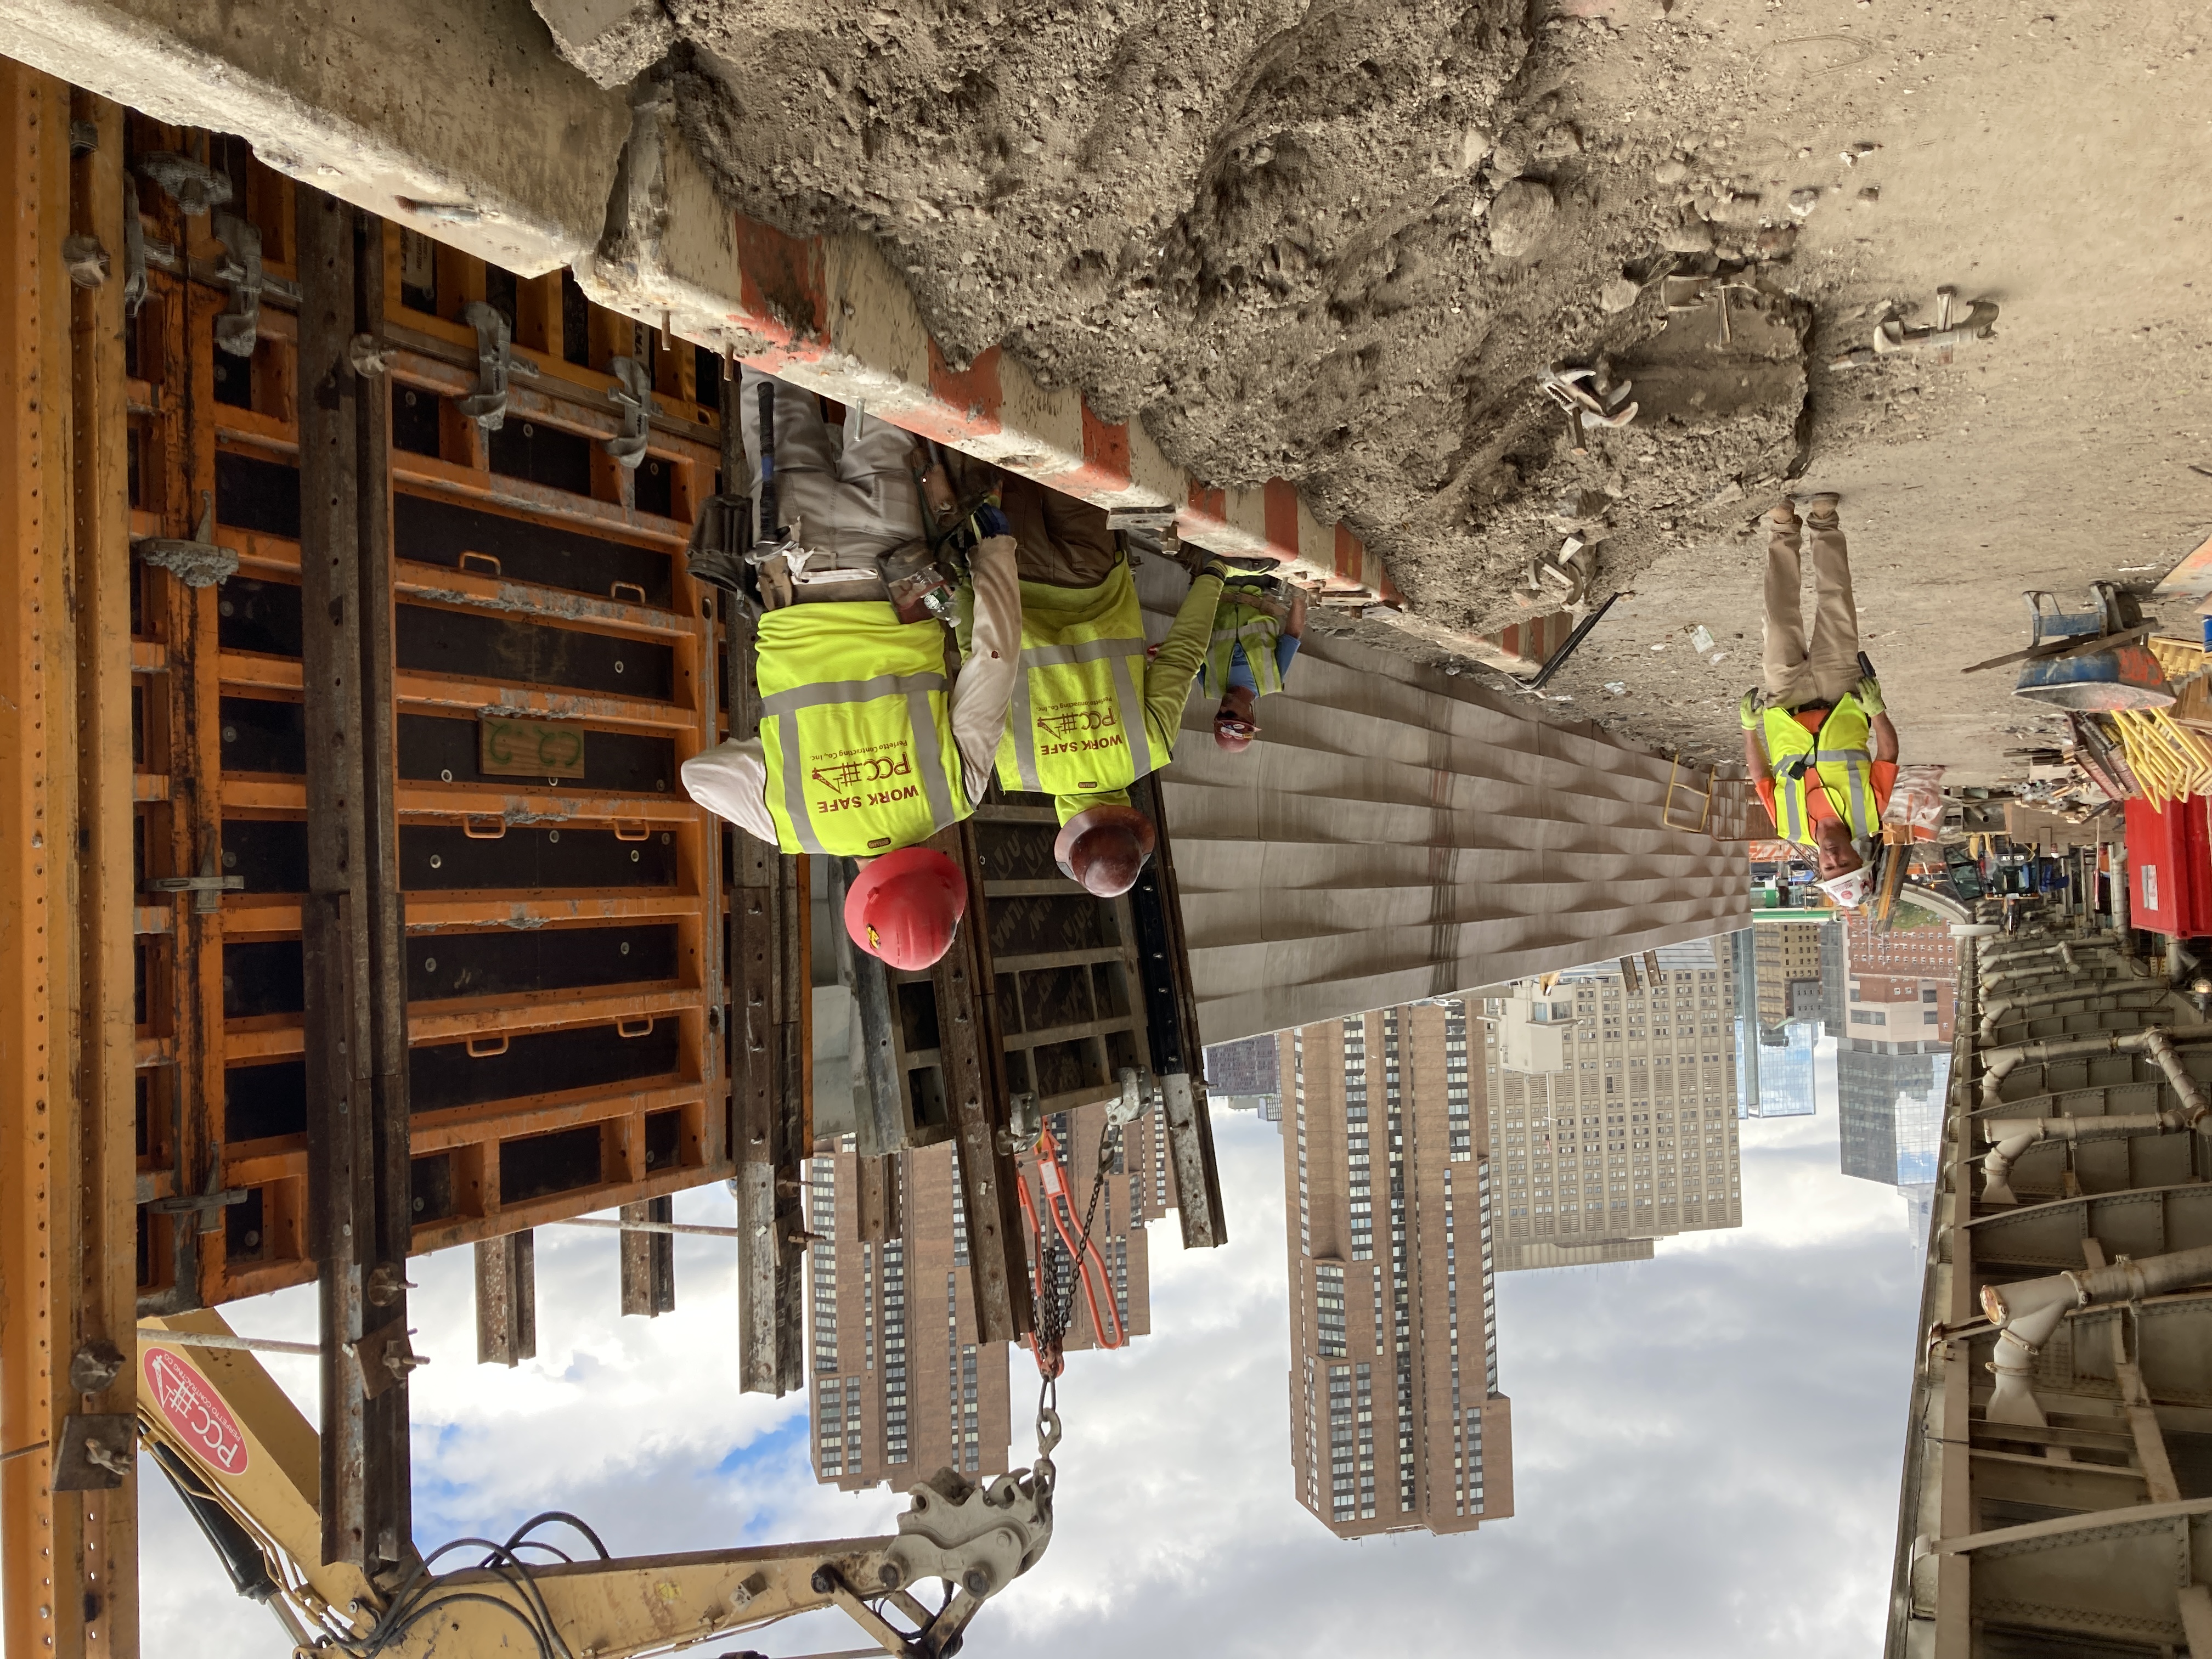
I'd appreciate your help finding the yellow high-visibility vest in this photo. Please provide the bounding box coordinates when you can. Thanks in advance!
[994,561,1163,798]
[758,601,972,856]
[1199,586,1286,700]
[1762,696,1881,843]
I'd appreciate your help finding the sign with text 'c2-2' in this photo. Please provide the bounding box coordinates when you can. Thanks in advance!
[144,1345,250,1476]
[478,715,586,780]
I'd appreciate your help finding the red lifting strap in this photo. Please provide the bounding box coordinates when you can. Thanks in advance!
[1017,1120,1126,1380]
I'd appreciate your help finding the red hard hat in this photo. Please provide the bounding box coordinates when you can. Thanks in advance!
[844,846,968,970]
[1054,805,1158,899]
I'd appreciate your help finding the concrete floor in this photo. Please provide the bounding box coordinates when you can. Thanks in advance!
[1517,0,2212,786]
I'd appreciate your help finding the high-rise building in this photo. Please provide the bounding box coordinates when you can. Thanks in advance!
[1281,1003,1511,1537]
[1483,938,1744,1266]
[1754,921,1825,1034]
[806,1103,1176,1490]
[1748,1020,1819,1118]
[1205,1035,1284,1120]
[1837,919,1955,1211]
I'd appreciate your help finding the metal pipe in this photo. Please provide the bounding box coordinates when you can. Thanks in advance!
[550,1217,747,1239]
[1979,1243,2212,1428]
[1976,1111,2192,1205]
[135,1325,321,1357]
[1977,1026,2212,1107]
[1978,986,2176,1042]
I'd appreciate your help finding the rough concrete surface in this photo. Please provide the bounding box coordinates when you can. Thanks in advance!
[557,0,2212,784]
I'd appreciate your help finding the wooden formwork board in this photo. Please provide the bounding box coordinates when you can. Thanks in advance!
[120,123,744,1317]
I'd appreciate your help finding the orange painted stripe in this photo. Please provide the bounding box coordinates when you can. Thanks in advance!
[896,341,1005,445]
[1068,404,1132,495]
[1262,479,1301,561]
[729,219,829,367]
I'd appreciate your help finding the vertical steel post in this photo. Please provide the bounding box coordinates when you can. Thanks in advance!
[297,189,411,1577]
[934,822,1035,1344]
[66,86,142,1657]
[619,1196,676,1317]
[1,60,105,1659]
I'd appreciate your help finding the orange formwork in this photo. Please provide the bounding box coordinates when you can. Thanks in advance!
[1,65,142,1659]
[115,124,742,1316]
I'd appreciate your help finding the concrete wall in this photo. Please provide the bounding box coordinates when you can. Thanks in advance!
[1136,558,1751,1043]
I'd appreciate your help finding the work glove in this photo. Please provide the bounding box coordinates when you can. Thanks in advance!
[1855,675,1884,716]
[1737,687,1765,730]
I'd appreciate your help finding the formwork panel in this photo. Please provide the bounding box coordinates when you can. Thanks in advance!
[124,129,740,1313]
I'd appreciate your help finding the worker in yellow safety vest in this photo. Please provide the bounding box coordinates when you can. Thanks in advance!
[1199,575,1309,753]
[1739,492,1899,909]
[681,367,1022,970]
[946,460,1248,897]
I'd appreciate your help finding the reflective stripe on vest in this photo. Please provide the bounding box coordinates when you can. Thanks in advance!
[1199,594,1284,701]
[995,563,1159,797]
[757,602,969,856]
[1760,696,1879,842]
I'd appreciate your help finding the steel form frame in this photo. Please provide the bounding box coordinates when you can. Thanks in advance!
[1,61,142,1659]
[123,128,736,1314]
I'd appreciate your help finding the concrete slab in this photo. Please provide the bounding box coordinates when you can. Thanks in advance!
[0,0,632,275]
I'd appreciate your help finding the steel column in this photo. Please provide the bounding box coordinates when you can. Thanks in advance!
[618,1195,675,1317]
[473,1232,537,1367]
[1,60,93,1659]
[935,821,1034,1345]
[297,189,411,1577]
[1128,774,1226,1249]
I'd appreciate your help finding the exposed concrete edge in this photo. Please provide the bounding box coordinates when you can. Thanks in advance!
[0,0,632,277]
[575,92,1414,603]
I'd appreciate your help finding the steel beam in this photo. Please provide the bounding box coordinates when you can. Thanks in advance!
[1127,775,1226,1250]
[473,1232,537,1367]
[934,822,1035,1345]
[297,189,412,1577]
[618,1196,675,1317]
[1,60,131,1659]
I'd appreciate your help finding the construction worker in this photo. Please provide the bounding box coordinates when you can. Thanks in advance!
[946,461,1246,897]
[681,368,1021,970]
[1739,492,1898,909]
[1200,575,1309,752]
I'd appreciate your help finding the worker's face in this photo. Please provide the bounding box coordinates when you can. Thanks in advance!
[1215,685,1259,743]
[1813,820,1863,878]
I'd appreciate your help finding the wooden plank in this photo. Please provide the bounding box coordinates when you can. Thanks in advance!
[854,1155,902,1243]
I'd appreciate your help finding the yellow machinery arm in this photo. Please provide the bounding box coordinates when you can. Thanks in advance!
[136,1314,1055,1658]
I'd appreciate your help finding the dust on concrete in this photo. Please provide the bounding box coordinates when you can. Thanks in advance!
[611,0,1818,639]
[564,0,2212,787]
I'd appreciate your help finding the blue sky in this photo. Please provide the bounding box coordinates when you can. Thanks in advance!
[138,1015,1921,1658]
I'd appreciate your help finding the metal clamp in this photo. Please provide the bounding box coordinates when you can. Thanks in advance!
[146,858,246,915]
[53,1415,136,1492]
[456,300,538,432]
[120,174,148,318]
[1107,1066,1150,1129]
[208,212,263,357]
[136,492,238,589]
[147,1186,250,1231]
[605,355,654,470]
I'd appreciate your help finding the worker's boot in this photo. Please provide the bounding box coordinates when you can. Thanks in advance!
[1768,498,1799,532]
[1803,490,1841,528]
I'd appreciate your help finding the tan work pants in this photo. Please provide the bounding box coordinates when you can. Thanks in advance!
[739,365,922,567]
[1761,510,1860,708]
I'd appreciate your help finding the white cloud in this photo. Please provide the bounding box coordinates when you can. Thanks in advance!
[139,1101,1919,1659]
